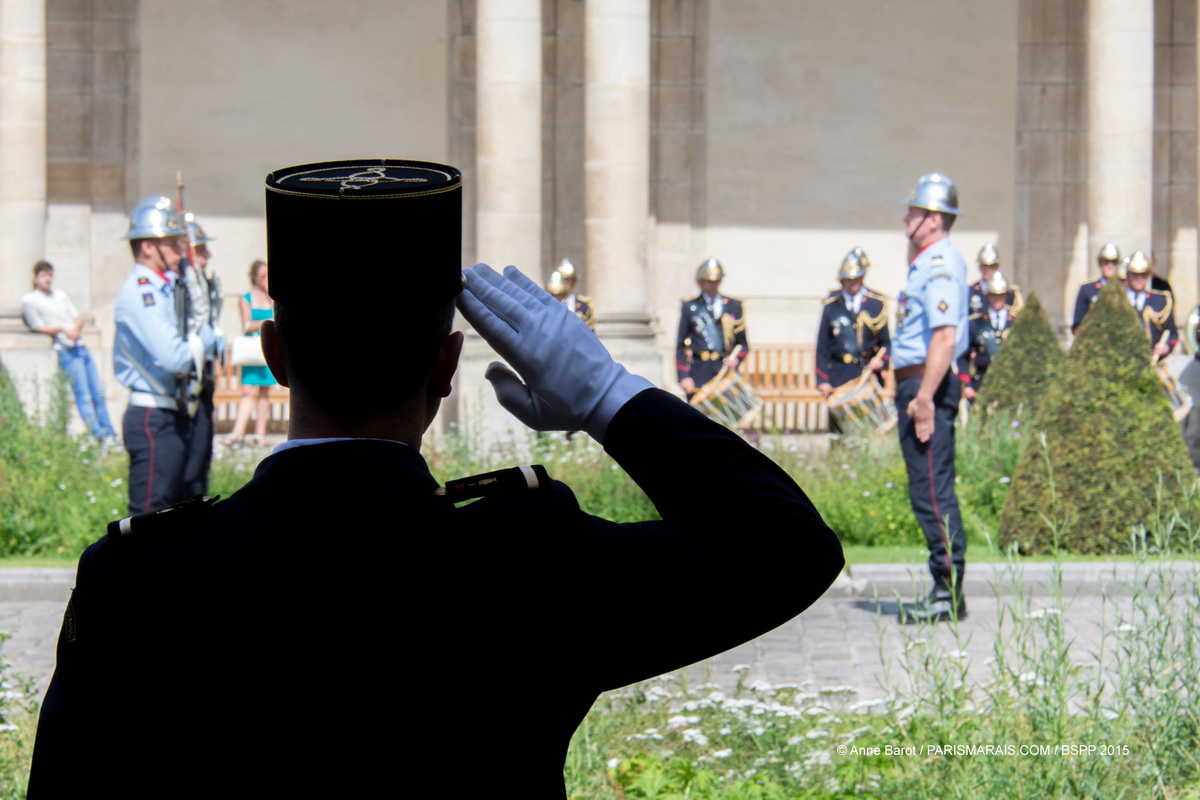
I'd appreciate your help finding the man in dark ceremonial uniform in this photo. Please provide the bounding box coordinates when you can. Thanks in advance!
[29,160,843,798]
[546,267,596,330]
[968,242,1022,317]
[1072,241,1121,334]
[676,256,749,399]
[960,271,1017,403]
[815,247,890,434]
[1125,250,1177,360]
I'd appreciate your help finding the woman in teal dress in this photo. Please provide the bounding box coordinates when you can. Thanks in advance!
[228,259,275,445]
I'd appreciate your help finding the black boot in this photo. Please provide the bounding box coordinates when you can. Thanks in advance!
[898,588,967,624]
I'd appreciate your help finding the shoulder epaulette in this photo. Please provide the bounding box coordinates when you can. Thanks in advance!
[576,294,593,304]
[437,464,551,504]
[1148,288,1171,298]
[108,494,220,542]
[969,312,986,321]
[822,295,838,305]
[865,289,888,301]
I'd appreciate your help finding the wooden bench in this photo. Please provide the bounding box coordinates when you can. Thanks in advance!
[211,355,290,434]
[740,344,895,432]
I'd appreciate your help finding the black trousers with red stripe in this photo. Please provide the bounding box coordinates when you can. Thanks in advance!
[895,373,966,594]
[122,405,189,517]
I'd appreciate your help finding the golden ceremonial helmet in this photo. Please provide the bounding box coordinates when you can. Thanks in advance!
[695,256,724,281]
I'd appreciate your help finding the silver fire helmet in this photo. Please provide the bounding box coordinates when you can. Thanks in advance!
[903,173,960,216]
[123,196,186,241]
[695,256,724,282]
[838,248,869,281]
[978,242,1000,267]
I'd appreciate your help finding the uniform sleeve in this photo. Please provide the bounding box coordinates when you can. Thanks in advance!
[485,389,844,692]
[1071,286,1088,334]
[675,303,692,380]
[814,303,832,382]
[731,300,749,365]
[925,270,962,330]
[118,287,199,376]
[876,301,892,364]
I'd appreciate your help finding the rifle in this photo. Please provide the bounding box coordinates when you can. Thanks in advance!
[173,171,206,417]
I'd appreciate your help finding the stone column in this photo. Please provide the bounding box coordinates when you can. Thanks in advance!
[475,0,542,271]
[459,0,543,445]
[1086,0,1153,263]
[584,0,660,382]
[0,0,47,304]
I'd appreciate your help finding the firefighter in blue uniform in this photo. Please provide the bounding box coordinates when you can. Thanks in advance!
[893,173,970,624]
[546,267,596,331]
[180,213,222,498]
[968,243,1022,317]
[114,196,213,516]
[815,247,890,435]
[1072,241,1121,334]
[960,271,1017,403]
[676,257,749,399]
[1125,250,1177,359]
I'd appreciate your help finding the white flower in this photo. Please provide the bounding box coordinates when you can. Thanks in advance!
[886,481,894,488]
[806,729,829,740]
[713,749,733,759]
[949,649,970,659]
[719,727,731,735]
[606,758,620,769]
[1115,623,1137,634]
[109,478,122,487]
[747,680,774,693]
[667,714,701,728]
[58,484,66,491]
[732,664,752,674]
[682,728,709,746]
[110,509,119,516]
[999,476,1011,484]
[863,491,871,497]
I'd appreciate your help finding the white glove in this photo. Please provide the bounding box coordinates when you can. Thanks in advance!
[457,264,653,443]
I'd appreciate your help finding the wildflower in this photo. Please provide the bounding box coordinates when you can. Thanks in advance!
[804,750,832,767]
[747,679,774,693]
[948,649,970,659]
[606,758,620,769]
[1011,420,1020,428]
[42,460,50,466]
[58,484,66,491]
[719,727,732,735]
[1115,623,1137,634]
[731,664,751,674]
[667,714,701,728]
[999,476,1011,484]
[89,497,96,504]
[821,686,857,695]
[806,729,829,740]
[712,749,733,759]
[109,478,122,487]
[886,481,894,488]
[111,509,119,516]
[610,464,618,471]
[841,464,850,470]
[682,728,709,746]
[863,491,871,497]
[751,726,765,735]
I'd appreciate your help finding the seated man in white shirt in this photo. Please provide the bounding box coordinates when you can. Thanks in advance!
[21,260,118,443]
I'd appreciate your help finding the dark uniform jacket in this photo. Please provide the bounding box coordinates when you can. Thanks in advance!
[675,294,749,391]
[969,281,1023,318]
[562,293,596,331]
[959,307,1016,392]
[1132,288,1178,355]
[814,289,890,389]
[28,388,842,799]
[1072,279,1105,334]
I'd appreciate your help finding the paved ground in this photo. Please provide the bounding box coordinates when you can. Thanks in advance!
[0,562,1192,706]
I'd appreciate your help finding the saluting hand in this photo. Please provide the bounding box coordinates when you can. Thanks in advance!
[907,394,935,443]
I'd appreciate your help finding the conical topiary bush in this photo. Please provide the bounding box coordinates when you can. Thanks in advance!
[998,280,1193,554]
[975,292,1062,418]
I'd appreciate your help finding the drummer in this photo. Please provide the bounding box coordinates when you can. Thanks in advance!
[676,257,749,399]
[815,247,891,436]
[960,271,1017,403]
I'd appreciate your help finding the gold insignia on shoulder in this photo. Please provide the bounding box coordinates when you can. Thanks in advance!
[930,272,953,281]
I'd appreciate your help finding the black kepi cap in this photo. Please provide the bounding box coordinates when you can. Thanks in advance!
[265,159,463,304]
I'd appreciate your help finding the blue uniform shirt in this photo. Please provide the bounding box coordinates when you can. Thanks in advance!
[892,237,969,370]
[113,263,213,396]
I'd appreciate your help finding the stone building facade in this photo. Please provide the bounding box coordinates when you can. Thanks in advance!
[0,0,1196,435]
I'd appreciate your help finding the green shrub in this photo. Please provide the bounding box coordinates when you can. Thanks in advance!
[975,292,1063,419]
[999,280,1193,554]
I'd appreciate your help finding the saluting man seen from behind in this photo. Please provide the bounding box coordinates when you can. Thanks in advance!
[968,243,1022,317]
[1072,241,1120,335]
[545,259,596,331]
[676,257,749,399]
[1125,250,1177,360]
[893,173,970,624]
[113,197,213,516]
[28,158,843,798]
[960,271,1017,403]
[815,247,890,436]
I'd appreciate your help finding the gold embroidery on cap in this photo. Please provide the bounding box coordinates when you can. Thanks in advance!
[299,167,429,191]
